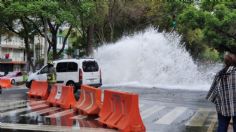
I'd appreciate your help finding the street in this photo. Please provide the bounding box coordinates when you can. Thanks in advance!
[0,85,226,132]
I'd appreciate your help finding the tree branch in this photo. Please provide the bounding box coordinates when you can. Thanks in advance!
[4,22,20,35]
[47,19,55,33]
[25,17,44,37]
[57,25,73,56]
[215,27,236,40]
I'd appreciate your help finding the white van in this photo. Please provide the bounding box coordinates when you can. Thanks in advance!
[26,58,102,91]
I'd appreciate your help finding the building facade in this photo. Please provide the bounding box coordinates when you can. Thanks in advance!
[0,34,69,74]
[0,35,26,74]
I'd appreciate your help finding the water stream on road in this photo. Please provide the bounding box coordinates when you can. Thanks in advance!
[94,28,222,91]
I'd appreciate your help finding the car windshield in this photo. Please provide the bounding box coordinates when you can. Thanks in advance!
[5,72,17,77]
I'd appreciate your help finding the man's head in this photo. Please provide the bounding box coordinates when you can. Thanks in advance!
[223,46,236,66]
[47,61,54,67]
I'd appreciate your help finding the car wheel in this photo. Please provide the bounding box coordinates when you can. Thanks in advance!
[11,79,16,85]
[66,81,77,93]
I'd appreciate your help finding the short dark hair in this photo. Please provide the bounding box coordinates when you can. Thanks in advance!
[221,45,236,55]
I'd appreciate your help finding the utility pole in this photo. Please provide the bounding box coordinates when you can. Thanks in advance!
[44,19,48,65]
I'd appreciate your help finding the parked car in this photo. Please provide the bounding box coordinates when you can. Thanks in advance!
[0,72,4,77]
[26,58,102,91]
[1,71,24,84]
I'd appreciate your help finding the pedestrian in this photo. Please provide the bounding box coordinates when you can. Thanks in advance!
[47,61,56,94]
[206,45,236,132]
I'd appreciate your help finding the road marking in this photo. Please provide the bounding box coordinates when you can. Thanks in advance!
[71,115,87,120]
[28,103,49,110]
[21,107,60,117]
[0,100,26,107]
[141,105,165,120]
[0,103,27,112]
[0,123,117,132]
[155,107,187,125]
[45,109,74,118]
[27,100,46,106]
[185,108,212,127]
[207,113,217,132]
[0,107,29,117]
[30,104,49,110]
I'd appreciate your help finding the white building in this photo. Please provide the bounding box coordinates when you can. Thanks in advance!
[0,35,26,73]
[0,34,69,73]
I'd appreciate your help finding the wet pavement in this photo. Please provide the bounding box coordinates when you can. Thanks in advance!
[0,85,232,132]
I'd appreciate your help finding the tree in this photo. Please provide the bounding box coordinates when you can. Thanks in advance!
[24,0,77,59]
[177,5,206,58]
[203,3,236,51]
[0,1,38,71]
[146,0,189,32]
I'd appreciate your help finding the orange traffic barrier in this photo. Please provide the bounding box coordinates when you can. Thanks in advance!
[46,85,58,105]
[28,80,48,99]
[56,85,76,109]
[0,78,12,88]
[74,85,102,115]
[99,89,146,132]
[47,85,76,109]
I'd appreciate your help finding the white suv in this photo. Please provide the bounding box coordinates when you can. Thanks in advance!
[26,58,102,91]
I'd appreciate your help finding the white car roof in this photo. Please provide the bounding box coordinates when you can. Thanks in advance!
[53,58,96,63]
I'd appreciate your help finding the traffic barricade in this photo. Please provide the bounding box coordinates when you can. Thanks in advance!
[46,85,58,105]
[28,80,48,99]
[0,78,12,88]
[74,85,102,115]
[56,85,76,109]
[99,89,146,132]
[47,85,76,109]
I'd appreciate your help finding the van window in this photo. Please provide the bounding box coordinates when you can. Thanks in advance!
[82,61,99,72]
[67,62,78,72]
[56,62,78,72]
[56,62,67,72]
[39,66,48,74]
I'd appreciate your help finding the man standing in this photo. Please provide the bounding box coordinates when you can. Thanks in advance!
[47,61,56,94]
[206,46,236,132]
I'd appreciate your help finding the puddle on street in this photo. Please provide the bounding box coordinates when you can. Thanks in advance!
[0,99,105,130]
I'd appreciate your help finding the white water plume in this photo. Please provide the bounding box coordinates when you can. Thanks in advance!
[94,28,221,91]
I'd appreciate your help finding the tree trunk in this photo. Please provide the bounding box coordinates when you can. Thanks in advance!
[24,37,35,72]
[87,24,94,56]
[20,18,36,72]
[51,33,58,60]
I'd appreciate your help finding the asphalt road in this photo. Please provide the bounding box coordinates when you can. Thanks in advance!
[0,85,221,132]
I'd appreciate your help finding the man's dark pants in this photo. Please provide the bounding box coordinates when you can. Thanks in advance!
[47,83,54,94]
[218,113,236,132]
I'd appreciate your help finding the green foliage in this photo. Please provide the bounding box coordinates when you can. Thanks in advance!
[203,2,236,52]
[176,1,236,61]
[0,0,235,62]
[201,47,220,62]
